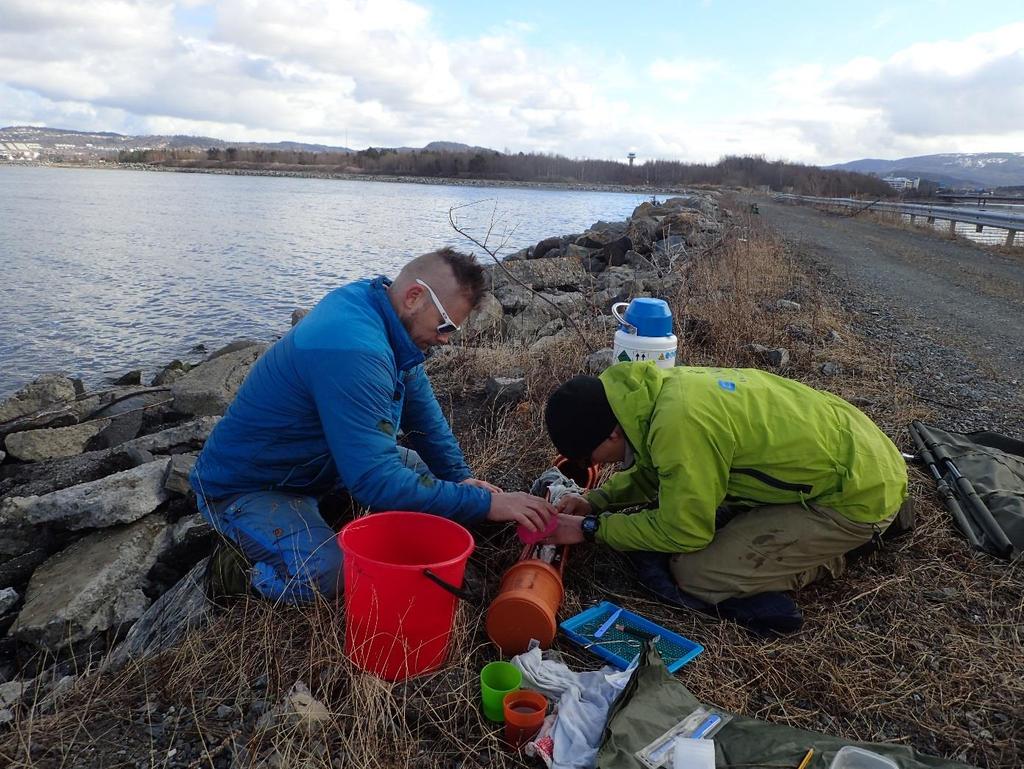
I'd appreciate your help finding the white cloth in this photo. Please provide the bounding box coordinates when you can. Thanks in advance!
[512,646,634,769]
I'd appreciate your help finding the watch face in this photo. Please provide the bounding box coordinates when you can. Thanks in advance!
[582,516,599,536]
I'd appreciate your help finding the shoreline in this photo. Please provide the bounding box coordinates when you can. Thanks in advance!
[4,159,703,196]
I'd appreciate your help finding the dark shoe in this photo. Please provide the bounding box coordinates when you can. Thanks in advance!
[715,592,804,636]
[205,539,254,603]
[623,551,714,614]
[883,498,916,540]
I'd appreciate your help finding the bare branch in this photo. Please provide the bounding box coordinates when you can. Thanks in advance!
[448,202,593,352]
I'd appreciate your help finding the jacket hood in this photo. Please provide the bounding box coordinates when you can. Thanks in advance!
[598,363,666,467]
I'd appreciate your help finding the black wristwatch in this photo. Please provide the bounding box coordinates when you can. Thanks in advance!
[581,515,600,542]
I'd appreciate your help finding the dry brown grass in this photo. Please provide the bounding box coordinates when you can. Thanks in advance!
[2,200,1020,769]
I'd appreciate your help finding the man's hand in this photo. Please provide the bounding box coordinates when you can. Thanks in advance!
[542,513,586,545]
[487,492,556,533]
[461,477,503,493]
[556,494,593,517]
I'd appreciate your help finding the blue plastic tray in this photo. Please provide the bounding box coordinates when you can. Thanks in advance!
[559,601,704,673]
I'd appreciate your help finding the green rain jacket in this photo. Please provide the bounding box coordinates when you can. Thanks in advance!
[587,364,908,552]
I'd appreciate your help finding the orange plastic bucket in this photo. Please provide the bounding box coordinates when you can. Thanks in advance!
[486,559,565,655]
[338,511,474,681]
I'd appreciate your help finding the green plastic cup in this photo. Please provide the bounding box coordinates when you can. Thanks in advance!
[480,661,522,722]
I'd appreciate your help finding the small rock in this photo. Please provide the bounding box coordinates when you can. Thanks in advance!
[291,308,310,327]
[925,587,959,602]
[585,348,616,375]
[784,324,813,342]
[252,673,269,690]
[152,360,189,387]
[0,679,32,707]
[163,453,197,496]
[249,700,270,717]
[112,370,143,386]
[825,329,843,343]
[849,396,875,407]
[284,684,327,733]
[748,344,789,368]
[485,377,526,407]
[819,362,841,377]
[123,446,156,467]
[0,587,20,615]
[775,299,801,312]
[529,334,568,355]
[215,704,234,720]
[50,675,75,700]
[0,708,11,725]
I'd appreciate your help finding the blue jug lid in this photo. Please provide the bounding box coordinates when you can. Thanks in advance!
[624,298,673,337]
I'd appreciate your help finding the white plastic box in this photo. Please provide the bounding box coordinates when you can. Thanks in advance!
[829,746,900,769]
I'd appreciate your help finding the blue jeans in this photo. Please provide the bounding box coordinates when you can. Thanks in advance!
[196,448,431,604]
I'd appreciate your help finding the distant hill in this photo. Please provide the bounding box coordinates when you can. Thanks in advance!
[369,141,497,154]
[0,126,502,161]
[0,125,355,159]
[827,153,1024,189]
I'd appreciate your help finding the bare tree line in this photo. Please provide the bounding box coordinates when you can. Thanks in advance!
[117,147,893,197]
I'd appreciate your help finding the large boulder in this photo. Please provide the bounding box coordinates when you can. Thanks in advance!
[11,514,170,651]
[4,419,111,462]
[0,417,218,502]
[171,343,267,416]
[503,291,585,338]
[532,236,562,260]
[0,459,170,534]
[461,292,504,339]
[489,256,586,294]
[627,217,658,252]
[126,416,219,454]
[596,235,633,267]
[0,374,78,424]
[655,210,701,238]
[85,388,173,449]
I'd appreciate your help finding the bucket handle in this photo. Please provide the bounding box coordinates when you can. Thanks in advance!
[423,568,476,603]
[611,302,635,333]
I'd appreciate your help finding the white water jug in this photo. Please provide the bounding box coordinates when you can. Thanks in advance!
[611,299,678,368]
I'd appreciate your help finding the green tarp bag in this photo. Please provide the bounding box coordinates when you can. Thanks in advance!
[598,645,975,769]
[910,422,1024,558]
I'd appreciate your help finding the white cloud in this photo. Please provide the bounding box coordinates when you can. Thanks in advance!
[0,3,1021,165]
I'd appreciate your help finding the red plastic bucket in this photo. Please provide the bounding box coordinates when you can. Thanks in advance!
[338,511,475,681]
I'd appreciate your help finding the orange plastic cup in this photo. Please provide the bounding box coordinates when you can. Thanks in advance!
[502,690,548,749]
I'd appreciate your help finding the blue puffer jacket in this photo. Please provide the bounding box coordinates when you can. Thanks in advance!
[189,277,491,524]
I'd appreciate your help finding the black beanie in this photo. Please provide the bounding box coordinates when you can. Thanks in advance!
[545,375,618,462]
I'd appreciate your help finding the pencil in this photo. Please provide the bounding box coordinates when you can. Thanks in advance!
[796,748,815,769]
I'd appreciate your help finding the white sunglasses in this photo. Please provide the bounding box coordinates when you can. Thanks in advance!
[415,278,461,335]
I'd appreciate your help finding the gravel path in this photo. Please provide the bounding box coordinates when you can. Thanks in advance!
[754,197,1024,436]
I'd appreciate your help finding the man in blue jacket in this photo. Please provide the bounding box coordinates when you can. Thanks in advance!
[190,247,554,603]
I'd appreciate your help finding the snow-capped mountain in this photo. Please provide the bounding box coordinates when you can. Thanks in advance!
[827,153,1024,189]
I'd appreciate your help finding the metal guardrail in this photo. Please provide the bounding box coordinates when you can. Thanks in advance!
[774,194,1022,246]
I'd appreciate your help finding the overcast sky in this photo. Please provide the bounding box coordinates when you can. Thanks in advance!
[1,0,1021,165]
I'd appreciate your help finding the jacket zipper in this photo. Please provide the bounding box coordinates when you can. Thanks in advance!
[731,467,813,495]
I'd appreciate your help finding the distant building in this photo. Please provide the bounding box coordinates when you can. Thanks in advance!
[0,141,40,160]
[882,176,920,191]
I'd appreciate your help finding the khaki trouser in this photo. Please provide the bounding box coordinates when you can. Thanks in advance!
[669,503,894,604]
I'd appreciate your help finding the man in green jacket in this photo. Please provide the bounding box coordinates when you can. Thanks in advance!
[544,363,908,627]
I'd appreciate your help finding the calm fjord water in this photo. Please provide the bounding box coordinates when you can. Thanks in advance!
[1,166,645,398]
